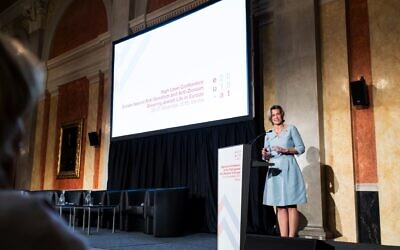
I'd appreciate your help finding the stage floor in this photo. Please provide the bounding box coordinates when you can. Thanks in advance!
[80,229,399,250]
[82,229,216,250]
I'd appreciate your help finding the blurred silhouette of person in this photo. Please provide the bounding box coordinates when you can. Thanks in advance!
[0,33,89,249]
[261,105,307,237]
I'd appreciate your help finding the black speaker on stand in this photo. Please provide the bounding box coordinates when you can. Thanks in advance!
[350,76,369,108]
[88,131,100,147]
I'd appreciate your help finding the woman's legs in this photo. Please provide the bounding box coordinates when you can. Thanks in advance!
[288,206,299,237]
[276,205,299,237]
[276,207,289,237]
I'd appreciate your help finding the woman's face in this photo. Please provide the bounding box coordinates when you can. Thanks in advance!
[271,108,283,125]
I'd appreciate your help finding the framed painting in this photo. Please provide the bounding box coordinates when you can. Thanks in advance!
[57,120,83,179]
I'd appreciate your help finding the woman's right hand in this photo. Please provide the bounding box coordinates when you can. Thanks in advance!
[261,148,271,160]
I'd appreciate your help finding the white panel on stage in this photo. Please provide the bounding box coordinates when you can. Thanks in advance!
[218,144,251,250]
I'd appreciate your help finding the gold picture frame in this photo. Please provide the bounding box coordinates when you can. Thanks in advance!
[57,120,83,179]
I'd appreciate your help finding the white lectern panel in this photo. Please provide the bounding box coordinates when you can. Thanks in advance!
[218,144,248,250]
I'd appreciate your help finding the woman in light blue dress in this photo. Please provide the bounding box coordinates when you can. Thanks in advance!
[261,105,307,238]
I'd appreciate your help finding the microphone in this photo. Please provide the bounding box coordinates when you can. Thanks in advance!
[248,130,271,145]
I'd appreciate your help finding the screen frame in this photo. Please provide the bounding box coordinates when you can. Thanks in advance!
[110,0,254,141]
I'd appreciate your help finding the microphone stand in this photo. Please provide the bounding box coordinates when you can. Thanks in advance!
[247,131,274,168]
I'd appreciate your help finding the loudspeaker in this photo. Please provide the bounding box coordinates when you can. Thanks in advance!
[245,235,334,250]
[88,131,100,146]
[350,77,369,107]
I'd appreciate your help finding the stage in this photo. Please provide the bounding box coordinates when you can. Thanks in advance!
[81,229,399,250]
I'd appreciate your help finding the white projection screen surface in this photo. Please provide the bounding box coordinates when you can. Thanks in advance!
[111,0,252,140]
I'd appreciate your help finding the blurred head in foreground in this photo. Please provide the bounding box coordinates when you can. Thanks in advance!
[0,33,44,187]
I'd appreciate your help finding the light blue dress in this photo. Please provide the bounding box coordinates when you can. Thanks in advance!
[263,124,307,206]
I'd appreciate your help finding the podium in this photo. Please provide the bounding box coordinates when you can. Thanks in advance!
[217,144,273,250]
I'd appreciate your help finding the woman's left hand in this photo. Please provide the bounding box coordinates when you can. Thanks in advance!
[272,146,289,154]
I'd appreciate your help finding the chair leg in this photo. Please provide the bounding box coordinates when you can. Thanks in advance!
[97,209,100,232]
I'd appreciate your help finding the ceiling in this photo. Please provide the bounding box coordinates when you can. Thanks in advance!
[0,0,18,14]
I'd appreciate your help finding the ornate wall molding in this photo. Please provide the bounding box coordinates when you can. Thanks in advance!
[21,0,48,34]
[129,0,209,34]
[46,31,110,93]
[0,0,33,28]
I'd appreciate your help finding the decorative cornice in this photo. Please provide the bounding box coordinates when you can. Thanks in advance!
[46,32,111,91]
[129,0,209,34]
[0,0,34,28]
[48,86,59,96]
[47,32,110,69]
[21,0,48,34]
[87,70,109,85]
[129,14,146,34]
[87,72,100,85]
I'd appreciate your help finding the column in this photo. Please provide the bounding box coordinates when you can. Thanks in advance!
[272,0,328,239]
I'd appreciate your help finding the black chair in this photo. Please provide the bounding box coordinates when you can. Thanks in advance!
[29,190,57,206]
[144,187,189,237]
[122,189,147,231]
[104,190,124,230]
[62,190,83,226]
[85,190,107,227]
[144,190,154,234]
[90,190,106,205]
[63,190,83,205]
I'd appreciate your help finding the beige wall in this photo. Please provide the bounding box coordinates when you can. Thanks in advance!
[368,0,400,245]
[317,0,400,244]
[83,79,99,189]
[31,98,46,190]
[320,0,357,242]
[262,0,358,241]
[4,0,400,244]
[43,94,58,190]
[260,23,276,129]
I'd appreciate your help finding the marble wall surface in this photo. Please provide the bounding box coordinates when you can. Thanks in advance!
[6,0,399,244]
[368,0,400,245]
[31,97,47,190]
[320,0,357,242]
[260,24,276,129]
[43,94,58,190]
[261,0,357,241]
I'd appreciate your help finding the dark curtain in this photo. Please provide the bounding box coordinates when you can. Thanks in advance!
[107,120,276,234]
